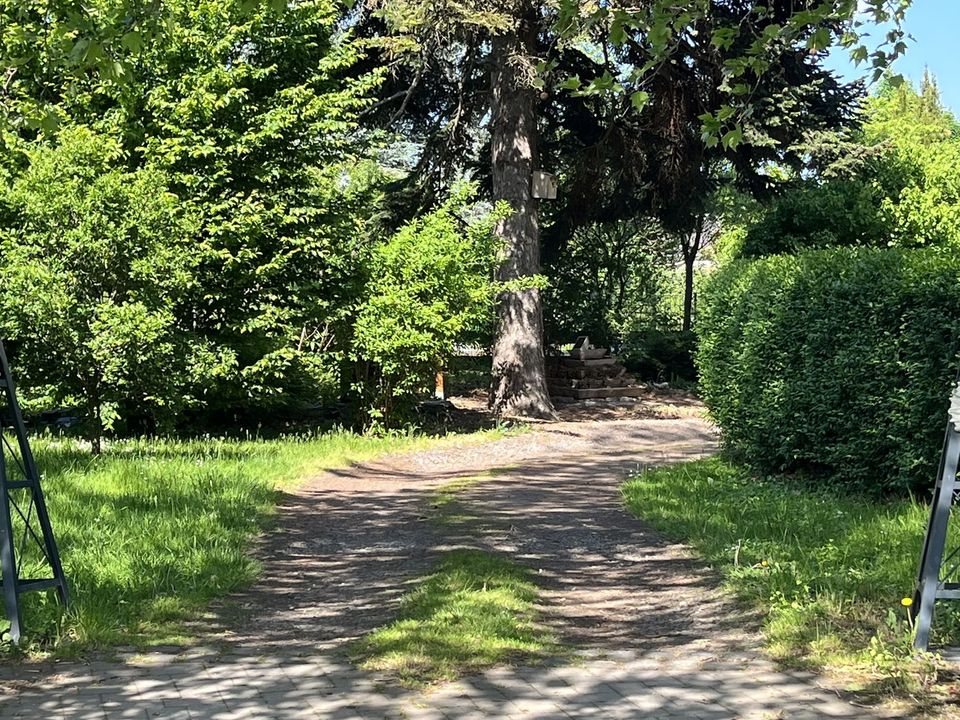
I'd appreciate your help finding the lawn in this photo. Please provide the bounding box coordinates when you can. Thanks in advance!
[621,458,949,693]
[351,549,557,687]
[5,429,493,654]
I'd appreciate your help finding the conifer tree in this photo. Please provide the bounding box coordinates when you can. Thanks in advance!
[362,0,908,418]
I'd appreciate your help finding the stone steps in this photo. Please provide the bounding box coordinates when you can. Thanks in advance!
[546,338,645,402]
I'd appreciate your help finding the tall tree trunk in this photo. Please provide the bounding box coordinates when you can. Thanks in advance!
[489,12,556,419]
[681,214,704,333]
[682,254,695,333]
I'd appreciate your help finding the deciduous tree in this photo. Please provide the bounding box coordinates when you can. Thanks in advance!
[1,0,385,422]
[0,128,224,451]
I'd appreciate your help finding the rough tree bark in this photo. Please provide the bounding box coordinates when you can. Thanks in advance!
[488,9,557,419]
[85,379,103,455]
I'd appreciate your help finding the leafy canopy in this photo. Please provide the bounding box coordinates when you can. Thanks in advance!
[742,73,960,257]
[0,127,228,445]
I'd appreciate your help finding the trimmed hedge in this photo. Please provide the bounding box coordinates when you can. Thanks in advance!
[698,247,960,495]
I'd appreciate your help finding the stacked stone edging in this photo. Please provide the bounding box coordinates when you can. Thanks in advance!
[546,340,646,401]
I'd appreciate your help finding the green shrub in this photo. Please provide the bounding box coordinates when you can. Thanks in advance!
[0,128,230,452]
[621,328,697,382]
[740,179,889,258]
[698,247,960,494]
[352,185,502,427]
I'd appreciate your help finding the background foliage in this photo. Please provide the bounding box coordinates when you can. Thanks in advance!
[0,0,916,433]
[741,75,960,258]
[351,186,502,426]
[543,221,679,346]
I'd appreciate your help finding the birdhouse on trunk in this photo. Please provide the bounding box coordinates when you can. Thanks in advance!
[531,171,557,200]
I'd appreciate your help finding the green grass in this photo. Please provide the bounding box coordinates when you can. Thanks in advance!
[430,476,482,526]
[351,549,557,687]
[621,457,947,691]
[429,468,514,526]
[6,429,499,655]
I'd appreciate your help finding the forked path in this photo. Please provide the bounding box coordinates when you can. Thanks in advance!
[0,417,890,719]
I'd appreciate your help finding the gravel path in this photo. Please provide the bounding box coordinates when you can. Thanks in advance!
[0,417,894,719]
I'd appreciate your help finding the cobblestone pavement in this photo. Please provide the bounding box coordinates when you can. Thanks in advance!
[0,645,880,720]
[0,418,894,719]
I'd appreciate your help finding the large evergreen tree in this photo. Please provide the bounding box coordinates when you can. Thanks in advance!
[360,0,907,418]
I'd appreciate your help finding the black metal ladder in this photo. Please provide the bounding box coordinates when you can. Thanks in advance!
[0,340,69,644]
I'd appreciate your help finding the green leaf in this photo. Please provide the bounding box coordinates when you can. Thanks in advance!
[721,126,743,150]
[39,110,59,134]
[711,27,738,50]
[610,18,627,46]
[807,27,832,52]
[699,112,721,135]
[120,31,143,53]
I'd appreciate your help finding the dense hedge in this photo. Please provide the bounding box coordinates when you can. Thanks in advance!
[698,247,960,495]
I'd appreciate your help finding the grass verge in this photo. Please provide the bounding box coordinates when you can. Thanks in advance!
[621,457,947,696]
[351,549,557,687]
[8,429,503,655]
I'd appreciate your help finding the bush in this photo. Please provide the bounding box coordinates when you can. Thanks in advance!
[740,179,889,258]
[621,328,697,382]
[0,128,230,451]
[351,185,502,427]
[698,247,960,495]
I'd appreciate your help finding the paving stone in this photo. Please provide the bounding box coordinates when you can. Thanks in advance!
[0,641,897,719]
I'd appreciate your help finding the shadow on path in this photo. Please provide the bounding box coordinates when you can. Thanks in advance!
[0,418,895,718]
[205,420,721,655]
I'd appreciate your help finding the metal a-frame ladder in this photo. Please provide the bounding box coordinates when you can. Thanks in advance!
[913,380,960,650]
[0,340,69,644]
